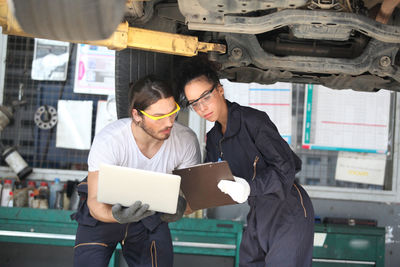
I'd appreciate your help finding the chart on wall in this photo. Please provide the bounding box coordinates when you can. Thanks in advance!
[206,79,292,144]
[302,84,391,154]
[73,44,115,95]
[31,38,70,81]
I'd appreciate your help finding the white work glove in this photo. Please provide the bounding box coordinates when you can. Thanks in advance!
[217,176,250,203]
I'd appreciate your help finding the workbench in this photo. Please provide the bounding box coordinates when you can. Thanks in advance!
[0,207,385,267]
[0,207,243,267]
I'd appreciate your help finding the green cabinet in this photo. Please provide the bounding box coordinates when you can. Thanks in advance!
[0,207,385,267]
[0,207,243,267]
[313,223,385,267]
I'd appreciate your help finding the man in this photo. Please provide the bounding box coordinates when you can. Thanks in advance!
[72,75,201,267]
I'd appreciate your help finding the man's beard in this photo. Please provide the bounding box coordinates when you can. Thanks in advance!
[138,120,171,141]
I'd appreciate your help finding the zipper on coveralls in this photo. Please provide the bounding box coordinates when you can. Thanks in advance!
[150,240,158,267]
[293,184,307,218]
[122,223,130,246]
[252,156,259,180]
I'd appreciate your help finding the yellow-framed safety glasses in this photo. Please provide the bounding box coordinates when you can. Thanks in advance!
[139,102,180,120]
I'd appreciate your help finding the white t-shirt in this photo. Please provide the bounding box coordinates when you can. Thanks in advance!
[88,118,201,173]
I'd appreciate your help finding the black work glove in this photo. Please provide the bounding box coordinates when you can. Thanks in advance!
[112,201,155,224]
[160,196,186,223]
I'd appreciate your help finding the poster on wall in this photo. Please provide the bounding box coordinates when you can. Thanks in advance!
[206,79,293,144]
[302,85,391,153]
[31,39,70,81]
[248,82,292,144]
[73,44,115,95]
[95,98,118,135]
[335,151,386,185]
[56,100,93,150]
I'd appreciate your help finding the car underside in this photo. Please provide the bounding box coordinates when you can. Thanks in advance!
[172,0,400,92]
[4,0,400,92]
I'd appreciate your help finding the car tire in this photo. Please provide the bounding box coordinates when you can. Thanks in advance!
[11,0,126,41]
[115,49,174,119]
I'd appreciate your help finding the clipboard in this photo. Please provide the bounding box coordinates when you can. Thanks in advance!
[172,161,236,210]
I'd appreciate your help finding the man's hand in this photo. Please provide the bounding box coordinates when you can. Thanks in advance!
[160,196,186,222]
[217,176,250,203]
[112,201,155,224]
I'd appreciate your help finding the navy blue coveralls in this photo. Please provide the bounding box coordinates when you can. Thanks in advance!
[72,178,173,267]
[206,101,314,267]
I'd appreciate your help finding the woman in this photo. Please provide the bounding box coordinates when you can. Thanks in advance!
[176,57,314,267]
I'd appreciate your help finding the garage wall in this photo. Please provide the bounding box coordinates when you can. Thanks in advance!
[1,30,399,267]
[0,35,107,171]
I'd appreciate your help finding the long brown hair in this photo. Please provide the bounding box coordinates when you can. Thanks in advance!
[128,75,173,117]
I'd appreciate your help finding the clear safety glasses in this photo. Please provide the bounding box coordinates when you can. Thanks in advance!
[187,84,216,110]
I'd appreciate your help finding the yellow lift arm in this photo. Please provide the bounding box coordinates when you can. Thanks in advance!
[0,0,225,57]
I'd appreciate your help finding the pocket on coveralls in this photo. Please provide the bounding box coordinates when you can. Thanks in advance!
[70,178,98,227]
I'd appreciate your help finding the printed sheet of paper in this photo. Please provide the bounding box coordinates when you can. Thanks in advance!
[335,151,386,185]
[220,79,249,106]
[95,98,118,135]
[56,100,93,150]
[73,44,115,95]
[248,82,292,144]
[314,233,327,247]
[31,39,70,81]
[302,85,391,153]
[207,79,292,144]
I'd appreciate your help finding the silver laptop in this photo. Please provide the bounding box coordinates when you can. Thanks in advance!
[97,164,181,214]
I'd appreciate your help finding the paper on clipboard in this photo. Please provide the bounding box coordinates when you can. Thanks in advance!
[172,161,236,210]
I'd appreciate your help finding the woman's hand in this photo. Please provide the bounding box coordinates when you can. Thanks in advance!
[217,176,250,203]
